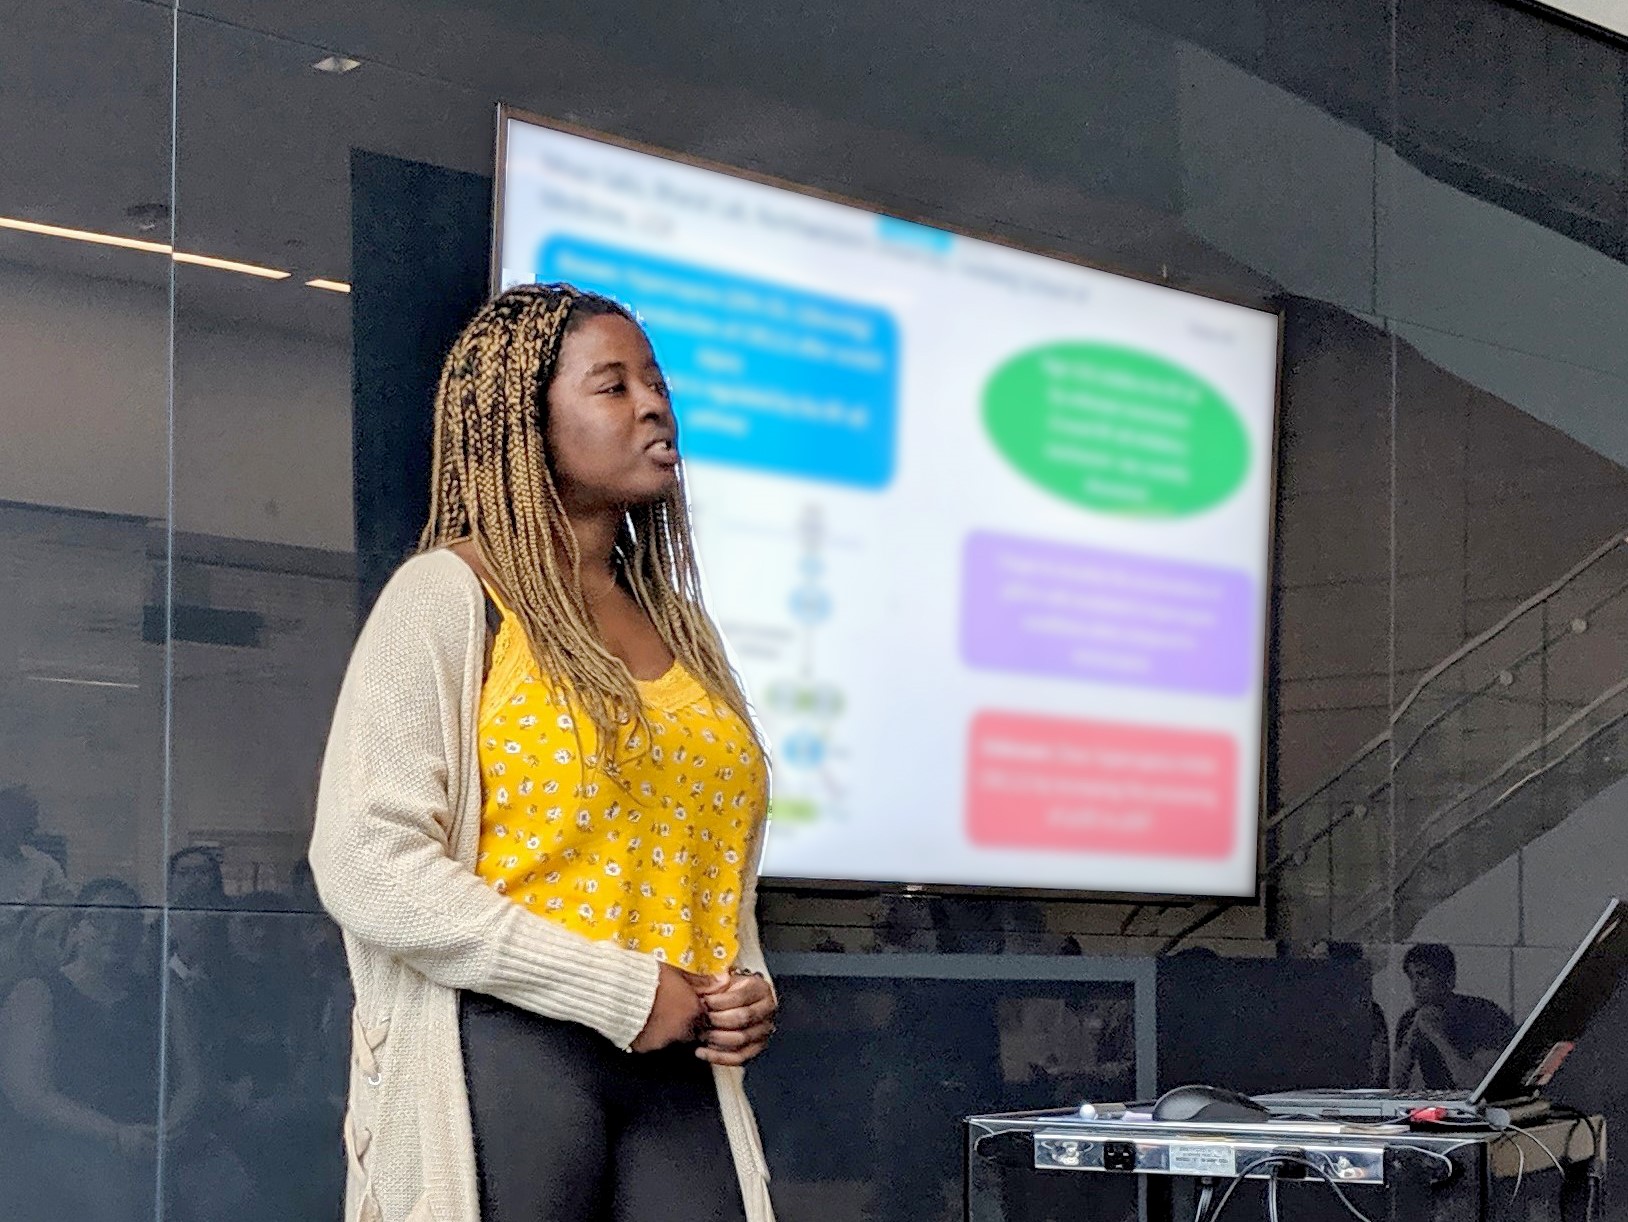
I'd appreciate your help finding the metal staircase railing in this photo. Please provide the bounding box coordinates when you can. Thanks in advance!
[1265,529,1628,943]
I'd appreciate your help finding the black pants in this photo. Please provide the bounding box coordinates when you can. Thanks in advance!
[459,992,747,1222]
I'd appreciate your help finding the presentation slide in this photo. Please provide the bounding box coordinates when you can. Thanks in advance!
[497,114,1279,897]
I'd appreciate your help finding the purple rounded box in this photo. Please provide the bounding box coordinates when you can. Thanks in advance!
[960,531,1257,696]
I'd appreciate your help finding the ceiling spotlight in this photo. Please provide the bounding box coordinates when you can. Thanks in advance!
[306,278,352,293]
[312,54,361,74]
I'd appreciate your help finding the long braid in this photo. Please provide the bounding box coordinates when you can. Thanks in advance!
[420,284,760,770]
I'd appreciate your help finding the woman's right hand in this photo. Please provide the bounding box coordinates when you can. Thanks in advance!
[630,963,707,1052]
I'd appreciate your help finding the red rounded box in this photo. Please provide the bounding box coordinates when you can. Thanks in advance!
[965,711,1237,859]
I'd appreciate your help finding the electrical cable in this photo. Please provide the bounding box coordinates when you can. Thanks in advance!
[1202,1154,1379,1222]
[1580,1113,1605,1222]
[1393,1143,1458,1183]
[1508,1129,1528,1200]
[1187,1114,1586,1222]
[1195,1178,1215,1222]
[1545,1107,1604,1222]
[1488,1117,1561,1201]
[1510,1123,1565,1175]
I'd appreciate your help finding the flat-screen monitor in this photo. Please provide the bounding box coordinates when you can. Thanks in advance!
[494,109,1281,898]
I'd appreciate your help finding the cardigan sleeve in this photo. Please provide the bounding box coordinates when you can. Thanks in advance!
[732,813,774,992]
[308,559,661,1051]
[734,880,772,991]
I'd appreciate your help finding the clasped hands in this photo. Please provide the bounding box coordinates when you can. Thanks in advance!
[632,964,776,1065]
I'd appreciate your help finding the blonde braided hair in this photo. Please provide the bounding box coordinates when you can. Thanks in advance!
[419,283,759,769]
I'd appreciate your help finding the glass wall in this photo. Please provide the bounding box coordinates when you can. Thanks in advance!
[4,0,1628,1217]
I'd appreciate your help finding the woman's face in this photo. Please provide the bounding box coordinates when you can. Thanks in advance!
[544,313,679,513]
[73,908,144,976]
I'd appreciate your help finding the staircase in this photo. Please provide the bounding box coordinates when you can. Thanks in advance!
[1267,530,1628,943]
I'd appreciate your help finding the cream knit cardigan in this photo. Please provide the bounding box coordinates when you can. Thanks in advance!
[309,550,774,1222]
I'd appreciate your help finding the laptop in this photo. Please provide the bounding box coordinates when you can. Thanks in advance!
[1259,898,1628,1121]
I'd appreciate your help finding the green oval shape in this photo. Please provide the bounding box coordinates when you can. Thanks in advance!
[982,342,1249,517]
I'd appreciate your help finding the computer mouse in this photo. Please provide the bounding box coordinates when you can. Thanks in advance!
[1151,1084,1272,1123]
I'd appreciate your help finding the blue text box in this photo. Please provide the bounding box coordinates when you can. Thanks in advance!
[538,237,899,488]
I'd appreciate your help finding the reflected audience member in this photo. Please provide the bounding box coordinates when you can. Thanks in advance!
[164,846,230,1027]
[996,992,1135,1108]
[1393,943,1515,1089]
[0,785,73,998]
[0,786,70,904]
[0,878,246,1222]
[289,860,354,1110]
[875,894,938,953]
[168,843,227,908]
[1325,941,1391,1087]
[872,976,999,1222]
[209,890,343,1220]
[994,989,1134,1222]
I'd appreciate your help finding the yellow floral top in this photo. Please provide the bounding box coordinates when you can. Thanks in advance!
[474,597,767,969]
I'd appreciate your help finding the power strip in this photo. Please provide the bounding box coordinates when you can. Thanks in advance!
[1032,1130,1387,1184]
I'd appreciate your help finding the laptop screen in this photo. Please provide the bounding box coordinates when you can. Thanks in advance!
[1473,898,1628,1104]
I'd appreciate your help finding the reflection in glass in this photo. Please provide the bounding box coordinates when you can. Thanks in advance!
[1392,943,1514,1090]
[0,881,246,1221]
[167,902,351,1221]
[9,0,1628,1216]
[754,974,1135,1222]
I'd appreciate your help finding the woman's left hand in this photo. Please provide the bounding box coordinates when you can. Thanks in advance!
[694,971,777,1066]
